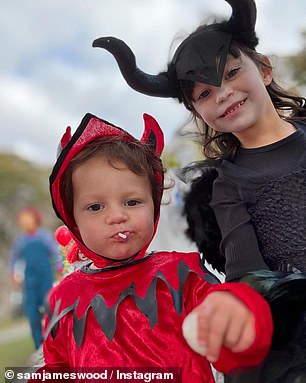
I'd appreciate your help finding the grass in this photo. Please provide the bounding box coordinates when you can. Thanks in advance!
[0,318,35,383]
[0,337,34,368]
[0,316,27,330]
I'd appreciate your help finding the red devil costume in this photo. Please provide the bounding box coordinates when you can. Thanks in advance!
[39,113,272,382]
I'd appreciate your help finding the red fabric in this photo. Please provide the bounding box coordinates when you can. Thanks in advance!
[60,126,72,151]
[40,113,273,383]
[207,282,273,374]
[40,251,272,382]
[66,243,79,264]
[50,113,164,269]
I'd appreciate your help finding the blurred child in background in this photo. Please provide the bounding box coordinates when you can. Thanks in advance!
[9,207,62,349]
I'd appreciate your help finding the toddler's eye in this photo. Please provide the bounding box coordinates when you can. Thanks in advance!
[126,200,140,207]
[88,203,102,212]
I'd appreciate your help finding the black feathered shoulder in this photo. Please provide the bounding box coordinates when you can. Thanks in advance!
[181,165,225,273]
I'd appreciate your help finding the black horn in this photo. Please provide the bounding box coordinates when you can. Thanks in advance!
[92,37,179,98]
[226,0,258,49]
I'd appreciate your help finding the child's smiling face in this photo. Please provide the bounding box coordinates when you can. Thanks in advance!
[72,154,155,261]
[191,52,273,142]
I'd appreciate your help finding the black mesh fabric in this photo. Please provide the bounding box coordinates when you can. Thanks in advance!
[247,170,306,273]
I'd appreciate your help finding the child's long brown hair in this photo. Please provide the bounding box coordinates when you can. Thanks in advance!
[179,40,306,161]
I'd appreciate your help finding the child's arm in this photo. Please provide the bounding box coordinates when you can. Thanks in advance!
[42,229,64,276]
[8,238,23,288]
[211,177,269,281]
[184,278,273,374]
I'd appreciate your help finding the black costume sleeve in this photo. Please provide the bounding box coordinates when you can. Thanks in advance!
[211,177,268,281]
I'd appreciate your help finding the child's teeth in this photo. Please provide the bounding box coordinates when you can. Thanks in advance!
[118,232,127,239]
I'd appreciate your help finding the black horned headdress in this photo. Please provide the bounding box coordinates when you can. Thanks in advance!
[92,0,258,99]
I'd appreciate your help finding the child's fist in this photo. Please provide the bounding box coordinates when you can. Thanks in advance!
[182,291,255,362]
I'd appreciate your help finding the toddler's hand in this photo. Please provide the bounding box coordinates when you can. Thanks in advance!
[182,291,255,363]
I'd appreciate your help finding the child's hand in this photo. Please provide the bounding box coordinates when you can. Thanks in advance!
[182,291,255,363]
[11,274,22,289]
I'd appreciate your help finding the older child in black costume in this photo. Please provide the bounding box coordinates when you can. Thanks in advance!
[92,0,306,381]
[92,0,305,278]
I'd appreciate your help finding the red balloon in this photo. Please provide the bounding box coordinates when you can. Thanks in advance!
[55,225,72,246]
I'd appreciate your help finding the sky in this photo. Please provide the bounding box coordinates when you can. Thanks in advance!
[1,0,306,166]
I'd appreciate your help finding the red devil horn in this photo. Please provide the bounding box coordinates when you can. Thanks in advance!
[141,114,164,157]
[57,126,72,158]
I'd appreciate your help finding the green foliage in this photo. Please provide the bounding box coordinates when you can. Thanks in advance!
[0,153,48,204]
[287,30,306,86]
[161,151,180,169]
[0,152,58,260]
[0,336,33,371]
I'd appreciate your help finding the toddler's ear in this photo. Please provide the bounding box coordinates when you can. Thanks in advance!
[141,113,164,157]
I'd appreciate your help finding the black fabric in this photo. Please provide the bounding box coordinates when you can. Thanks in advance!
[225,346,306,383]
[211,121,306,383]
[182,167,225,273]
[211,122,306,281]
[247,170,306,273]
[173,29,232,87]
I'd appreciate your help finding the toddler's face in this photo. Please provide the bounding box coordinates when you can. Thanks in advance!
[72,155,155,261]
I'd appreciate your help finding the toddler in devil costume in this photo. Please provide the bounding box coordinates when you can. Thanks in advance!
[35,112,273,382]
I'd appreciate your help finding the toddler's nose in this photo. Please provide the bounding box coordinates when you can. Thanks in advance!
[105,206,128,225]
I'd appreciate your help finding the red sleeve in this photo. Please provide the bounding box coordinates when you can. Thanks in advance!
[208,282,273,374]
[184,275,272,374]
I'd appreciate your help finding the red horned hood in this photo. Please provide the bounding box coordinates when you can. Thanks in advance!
[50,113,164,268]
